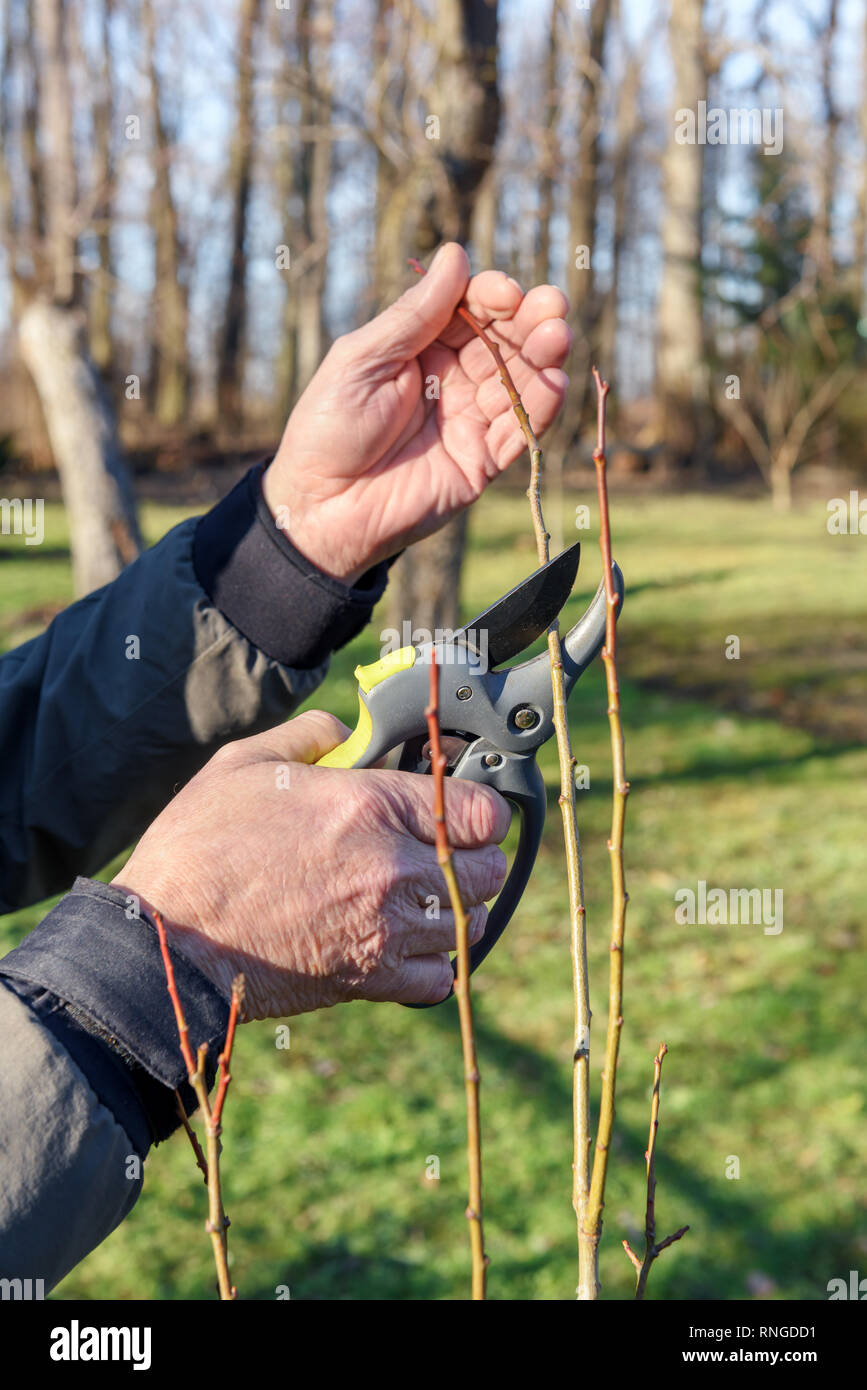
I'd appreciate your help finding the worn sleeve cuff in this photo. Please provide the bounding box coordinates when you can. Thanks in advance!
[192,460,392,669]
[0,878,231,1146]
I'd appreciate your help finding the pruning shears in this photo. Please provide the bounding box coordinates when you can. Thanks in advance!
[316,543,624,1006]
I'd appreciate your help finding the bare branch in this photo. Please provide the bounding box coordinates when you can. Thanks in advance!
[154,909,240,1301]
[425,655,487,1300]
[622,1043,690,1299]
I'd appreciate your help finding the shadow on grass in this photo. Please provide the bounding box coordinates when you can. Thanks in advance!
[591,739,862,799]
[0,546,70,562]
[240,952,863,1300]
[413,993,858,1300]
[245,983,860,1299]
[246,1239,443,1301]
[622,569,737,598]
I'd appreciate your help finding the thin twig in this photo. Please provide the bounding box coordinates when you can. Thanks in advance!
[154,911,196,1079]
[153,909,239,1300]
[195,1039,234,1297]
[408,253,593,1298]
[408,255,547,486]
[425,655,487,1300]
[174,1090,208,1183]
[622,1043,689,1298]
[585,368,629,1283]
[212,977,245,1129]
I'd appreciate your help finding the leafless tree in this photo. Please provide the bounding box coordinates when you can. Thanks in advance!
[143,0,189,429]
[721,278,854,510]
[88,0,114,375]
[216,0,264,435]
[9,0,141,595]
[656,0,707,456]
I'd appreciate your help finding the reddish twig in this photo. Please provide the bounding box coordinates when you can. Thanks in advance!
[153,909,240,1300]
[174,1090,209,1182]
[211,977,245,1129]
[622,1043,689,1298]
[408,257,544,485]
[154,911,196,1078]
[425,654,487,1300]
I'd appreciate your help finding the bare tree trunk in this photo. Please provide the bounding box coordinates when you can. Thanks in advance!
[854,6,867,313]
[144,0,189,428]
[20,302,141,592]
[599,48,640,376]
[295,0,333,392]
[371,0,404,305]
[20,0,141,595]
[216,0,262,435]
[656,0,706,456]
[770,454,794,512]
[33,0,78,305]
[89,0,114,374]
[273,2,298,428]
[384,0,500,635]
[813,0,839,277]
[0,0,23,316]
[566,0,610,335]
[556,0,612,448]
[534,0,560,286]
[471,163,497,266]
[21,2,46,286]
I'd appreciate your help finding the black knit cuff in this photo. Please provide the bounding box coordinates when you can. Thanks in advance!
[0,878,231,1144]
[193,461,392,669]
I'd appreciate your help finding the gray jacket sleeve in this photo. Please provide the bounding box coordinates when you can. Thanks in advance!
[0,462,393,1289]
[0,981,144,1288]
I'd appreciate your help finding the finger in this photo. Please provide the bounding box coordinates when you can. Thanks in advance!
[448,845,509,904]
[485,367,569,465]
[398,902,488,957]
[342,242,470,365]
[434,269,525,350]
[358,953,454,1005]
[405,841,507,909]
[372,769,512,847]
[474,317,573,421]
[453,285,571,386]
[233,709,353,766]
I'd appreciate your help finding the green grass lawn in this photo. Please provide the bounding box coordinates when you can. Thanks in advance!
[1,486,865,1300]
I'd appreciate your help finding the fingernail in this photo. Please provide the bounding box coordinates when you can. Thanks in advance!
[430,244,447,271]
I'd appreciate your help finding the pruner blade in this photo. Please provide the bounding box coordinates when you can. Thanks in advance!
[455,540,581,668]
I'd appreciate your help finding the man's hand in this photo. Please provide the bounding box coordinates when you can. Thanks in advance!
[263,243,571,584]
[112,710,510,1019]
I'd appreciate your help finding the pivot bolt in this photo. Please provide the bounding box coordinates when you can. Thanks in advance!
[514,707,538,730]
[456,686,473,701]
[483,753,502,768]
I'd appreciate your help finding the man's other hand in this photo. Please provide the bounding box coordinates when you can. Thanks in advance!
[112,710,511,1018]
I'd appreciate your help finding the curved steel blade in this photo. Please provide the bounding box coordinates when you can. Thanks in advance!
[455,541,581,668]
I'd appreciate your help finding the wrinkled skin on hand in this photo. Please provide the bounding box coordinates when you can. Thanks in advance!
[263,242,571,584]
[113,710,511,1019]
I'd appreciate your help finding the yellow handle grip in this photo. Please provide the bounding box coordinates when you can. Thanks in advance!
[315,646,416,769]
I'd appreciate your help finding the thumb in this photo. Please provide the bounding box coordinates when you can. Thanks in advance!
[347,242,470,364]
[237,709,352,766]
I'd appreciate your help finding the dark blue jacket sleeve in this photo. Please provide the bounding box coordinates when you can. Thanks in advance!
[0,460,390,913]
